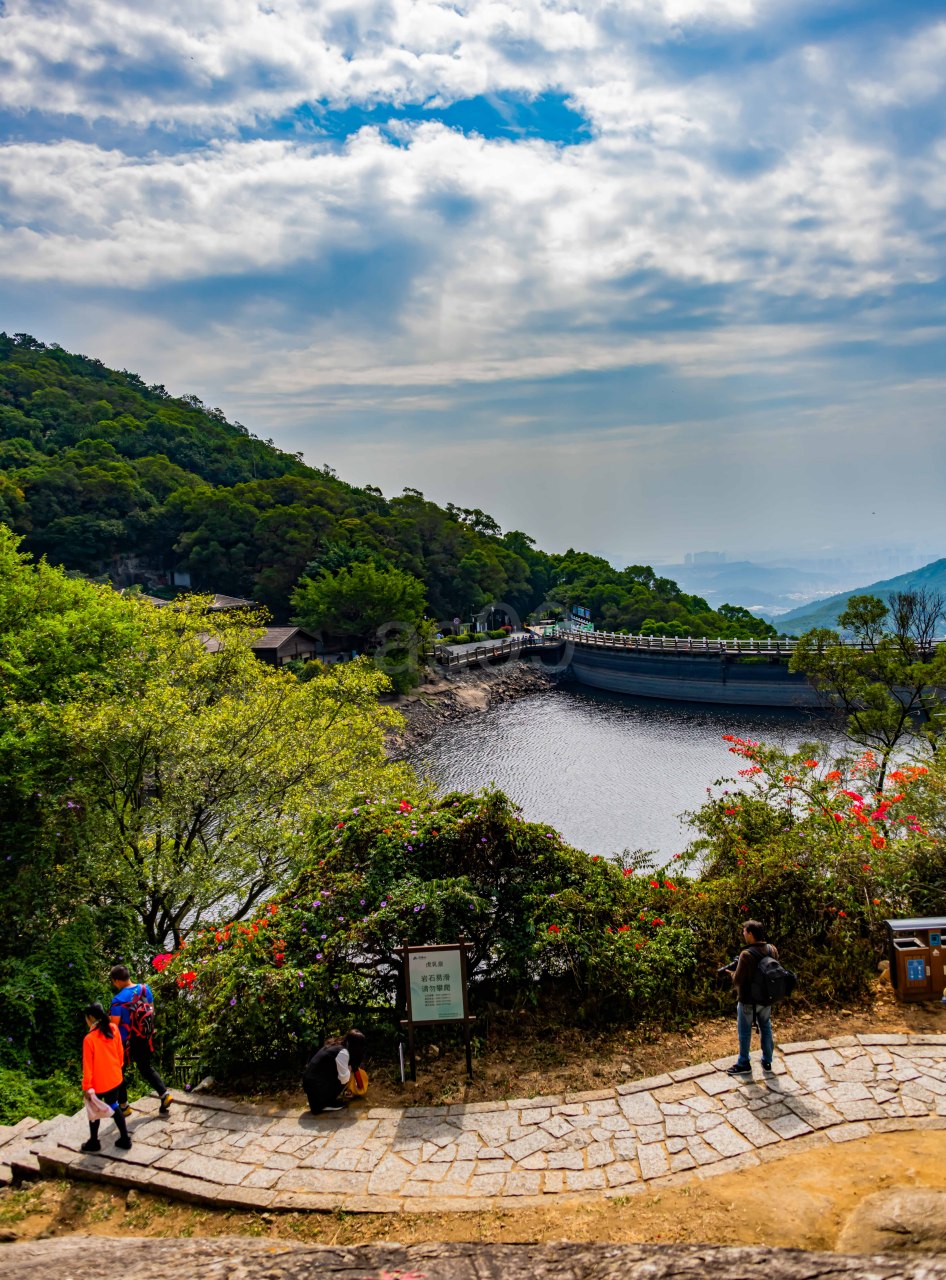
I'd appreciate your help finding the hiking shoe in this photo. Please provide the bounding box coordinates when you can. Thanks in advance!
[80,1139,102,1153]
[120,1103,134,1118]
[726,1063,752,1076]
[115,1136,133,1150]
[761,1061,773,1071]
[322,1103,347,1111]
[159,1092,173,1114]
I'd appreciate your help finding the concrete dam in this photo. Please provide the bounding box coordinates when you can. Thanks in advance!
[439,631,823,708]
[565,637,820,708]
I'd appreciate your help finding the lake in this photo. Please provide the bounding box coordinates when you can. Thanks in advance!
[410,683,834,859]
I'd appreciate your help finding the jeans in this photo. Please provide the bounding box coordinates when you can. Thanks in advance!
[736,1002,773,1067]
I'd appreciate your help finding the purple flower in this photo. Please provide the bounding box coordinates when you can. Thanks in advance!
[316,953,323,960]
[380,900,387,907]
[413,905,421,913]
[481,837,487,843]
[229,997,237,1006]
[360,899,366,906]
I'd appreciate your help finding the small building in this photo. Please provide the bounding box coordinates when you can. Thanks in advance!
[250,627,321,667]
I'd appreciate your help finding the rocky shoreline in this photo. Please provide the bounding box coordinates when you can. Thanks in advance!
[388,656,558,755]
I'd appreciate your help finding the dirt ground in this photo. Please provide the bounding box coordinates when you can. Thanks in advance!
[2,1131,945,1253]
[238,978,945,1113]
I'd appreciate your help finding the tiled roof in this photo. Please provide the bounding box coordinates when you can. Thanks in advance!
[251,627,318,650]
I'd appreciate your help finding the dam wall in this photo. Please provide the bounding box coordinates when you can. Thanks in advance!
[566,644,821,708]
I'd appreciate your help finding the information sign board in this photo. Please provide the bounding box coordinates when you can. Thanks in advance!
[400,937,475,1080]
[408,948,465,1022]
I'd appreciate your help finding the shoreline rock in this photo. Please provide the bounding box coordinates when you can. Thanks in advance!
[387,656,559,755]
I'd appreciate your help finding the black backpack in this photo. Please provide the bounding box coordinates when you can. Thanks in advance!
[747,945,797,1005]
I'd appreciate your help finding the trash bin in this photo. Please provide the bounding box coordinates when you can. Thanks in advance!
[886,917,946,1003]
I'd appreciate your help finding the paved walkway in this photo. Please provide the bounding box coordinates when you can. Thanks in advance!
[6,1033,945,1213]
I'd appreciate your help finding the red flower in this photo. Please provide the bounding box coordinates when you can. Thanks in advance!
[591,856,600,863]
[838,910,847,918]
[274,953,285,968]
[826,770,842,781]
[336,822,344,829]
[398,800,413,812]
[651,917,664,927]
[618,924,630,933]
[622,868,634,877]
[176,970,196,989]
[804,759,819,768]
[547,924,561,934]
[151,953,173,972]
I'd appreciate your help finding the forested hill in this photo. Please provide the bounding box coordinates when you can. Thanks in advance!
[0,332,775,637]
[776,558,946,634]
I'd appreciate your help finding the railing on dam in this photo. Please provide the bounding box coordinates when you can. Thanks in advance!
[434,628,946,669]
[558,629,946,657]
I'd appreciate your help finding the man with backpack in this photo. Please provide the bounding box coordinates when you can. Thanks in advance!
[723,920,794,1076]
[108,964,173,1116]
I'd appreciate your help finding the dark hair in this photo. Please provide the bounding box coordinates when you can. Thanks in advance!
[110,963,130,983]
[345,1028,366,1072]
[83,1002,114,1038]
[744,920,766,941]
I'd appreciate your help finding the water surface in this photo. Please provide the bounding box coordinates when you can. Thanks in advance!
[411,683,833,859]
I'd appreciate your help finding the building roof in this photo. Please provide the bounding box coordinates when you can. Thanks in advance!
[208,594,255,610]
[250,627,319,651]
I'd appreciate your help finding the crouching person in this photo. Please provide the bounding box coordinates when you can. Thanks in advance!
[81,1002,132,1153]
[303,1029,366,1114]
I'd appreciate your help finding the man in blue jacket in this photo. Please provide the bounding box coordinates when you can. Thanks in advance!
[109,964,173,1116]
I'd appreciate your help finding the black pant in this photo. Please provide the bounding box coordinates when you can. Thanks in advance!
[119,1038,167,1103]
[89,1085,129,1143]
[303,1075,343,1113]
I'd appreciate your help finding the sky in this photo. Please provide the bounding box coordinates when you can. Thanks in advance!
[1,0,945,566]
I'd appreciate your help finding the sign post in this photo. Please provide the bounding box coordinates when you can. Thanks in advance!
[400,936,475,1081]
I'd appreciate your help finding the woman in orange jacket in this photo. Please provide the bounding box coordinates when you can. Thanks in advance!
[81,1002,132,1153]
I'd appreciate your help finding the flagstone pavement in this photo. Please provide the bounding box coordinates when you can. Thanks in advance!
[4,1033,945,1214]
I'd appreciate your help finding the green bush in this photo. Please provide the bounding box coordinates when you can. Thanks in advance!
[155,790,703,1078]
[0,907,141,1079]
[0,1069,84,1125]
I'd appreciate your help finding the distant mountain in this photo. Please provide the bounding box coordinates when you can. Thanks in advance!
[658,559,851,614]
[775,559,946,634]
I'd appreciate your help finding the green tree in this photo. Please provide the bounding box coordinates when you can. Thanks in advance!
[292,561,427,648]
[49,603,406,949]
[790,591,946,788]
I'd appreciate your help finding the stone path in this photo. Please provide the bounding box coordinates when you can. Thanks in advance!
[6,1033,945,1214]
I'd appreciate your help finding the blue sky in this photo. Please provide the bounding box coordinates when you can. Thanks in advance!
[1,0,944,565]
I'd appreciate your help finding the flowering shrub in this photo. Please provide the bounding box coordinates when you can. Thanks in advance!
[153,744,946,1083]
[155,790,701,1077]
[683,738,940,1000]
